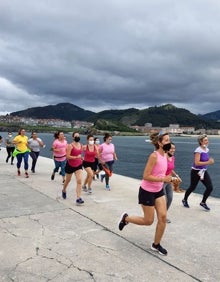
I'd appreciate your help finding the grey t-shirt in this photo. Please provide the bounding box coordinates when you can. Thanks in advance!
[5,136,15,148]
[28,138,42,152]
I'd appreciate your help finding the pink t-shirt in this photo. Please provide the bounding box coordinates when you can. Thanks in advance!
[140,151,167,193]
[166,156,175,175]
[53,139,67,161]
[100,143,115,162]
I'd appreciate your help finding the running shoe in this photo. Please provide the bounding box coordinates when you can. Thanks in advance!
[76,198,84,205]
[118,212,128,231]
[182,199,190,208]
[200,202,210,211]
[62,191,66,199]
[166,219,171,223]
[151,243,168,256]
[88,188,92,194]
[105,184,110,191]
[82,185,88,192]
[25,172,29,178]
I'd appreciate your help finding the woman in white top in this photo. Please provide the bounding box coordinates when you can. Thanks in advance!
[28,132,44,173]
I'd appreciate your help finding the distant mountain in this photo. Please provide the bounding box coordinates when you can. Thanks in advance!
[200,110,220,121]
[10,103,95,121]
[135,104,206,127]
[9,103,220,129]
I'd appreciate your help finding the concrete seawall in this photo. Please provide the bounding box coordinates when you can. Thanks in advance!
[0,148,219,281]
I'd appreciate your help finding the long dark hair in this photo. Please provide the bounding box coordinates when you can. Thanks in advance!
[103,133,112,142]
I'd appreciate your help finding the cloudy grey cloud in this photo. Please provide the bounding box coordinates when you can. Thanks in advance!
[1,0,220,115]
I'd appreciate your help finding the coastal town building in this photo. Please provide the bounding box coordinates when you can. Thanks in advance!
[1,115,220,135]
[0,115,93,129]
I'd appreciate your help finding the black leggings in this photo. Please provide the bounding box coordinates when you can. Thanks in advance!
[184,169,213,203]
[6,147,15,163]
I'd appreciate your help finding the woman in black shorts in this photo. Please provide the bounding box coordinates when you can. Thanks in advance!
[82,134,99,194]
[62,132,84,205]
[118,132,173,256]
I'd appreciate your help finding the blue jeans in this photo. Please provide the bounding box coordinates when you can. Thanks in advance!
[16,152,29,170]
[53,159,66,176]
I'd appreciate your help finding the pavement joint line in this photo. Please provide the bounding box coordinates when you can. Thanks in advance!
[69,207,203,282]
[0,207,69,220]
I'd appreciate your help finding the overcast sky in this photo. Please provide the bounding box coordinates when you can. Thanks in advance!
[1,0,220,116]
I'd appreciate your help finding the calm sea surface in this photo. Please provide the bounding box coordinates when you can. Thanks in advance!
[1,132,220,199]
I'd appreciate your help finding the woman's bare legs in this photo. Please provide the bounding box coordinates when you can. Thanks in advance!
[125,205,155,226]
[75,169,83,198]
[123,195,167,245]
[62,173,72,192]
[84,167,93,188]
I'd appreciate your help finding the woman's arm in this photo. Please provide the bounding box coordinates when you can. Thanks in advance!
[194,152,214,166]
[143,152,172,183]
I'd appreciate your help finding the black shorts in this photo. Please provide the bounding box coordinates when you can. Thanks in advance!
[65,162,82,174]
[138,187,164,206]
[83,160,96,170]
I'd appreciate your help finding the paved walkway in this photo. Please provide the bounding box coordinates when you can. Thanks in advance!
[0,148,219,282]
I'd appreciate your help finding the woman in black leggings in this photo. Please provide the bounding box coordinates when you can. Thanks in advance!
[182,134,214,211]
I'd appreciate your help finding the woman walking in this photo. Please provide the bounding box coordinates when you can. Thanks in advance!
[99,133,117,190]
[5,132,15,165]
[28,132,44,173]
[51,131,67,183]
[82,134,99,194]
[182,134,214,211]
[93,137,101,180]
[163,142,182,223]
[62,132,84,205]
[118,132,173,256]
[12,128,30,178]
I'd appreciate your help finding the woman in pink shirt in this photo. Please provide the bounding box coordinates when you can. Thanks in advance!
[118,132,173,256]
[99,133,117,190]
[163,142,182,223]
[51,131,67,183]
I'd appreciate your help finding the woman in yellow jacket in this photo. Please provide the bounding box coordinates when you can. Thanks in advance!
[13,128,30,178]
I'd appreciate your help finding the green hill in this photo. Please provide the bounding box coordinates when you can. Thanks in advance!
[9,103,220,129]
[10,103,94,121]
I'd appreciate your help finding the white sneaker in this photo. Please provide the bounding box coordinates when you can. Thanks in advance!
[82,185,87,192]
[88,188,92,194]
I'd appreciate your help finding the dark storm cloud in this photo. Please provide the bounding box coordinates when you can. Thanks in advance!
[0,0,220,115]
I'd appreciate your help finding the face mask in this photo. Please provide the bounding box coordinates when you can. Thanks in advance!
[162,143,171,152]
[95,140,100,145]
[8,134,12,138]
[74,136,80,142]
[202,144,207,148]
[89,140,94,145]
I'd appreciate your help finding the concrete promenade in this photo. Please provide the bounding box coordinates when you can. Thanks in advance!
[0,148,219,282]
